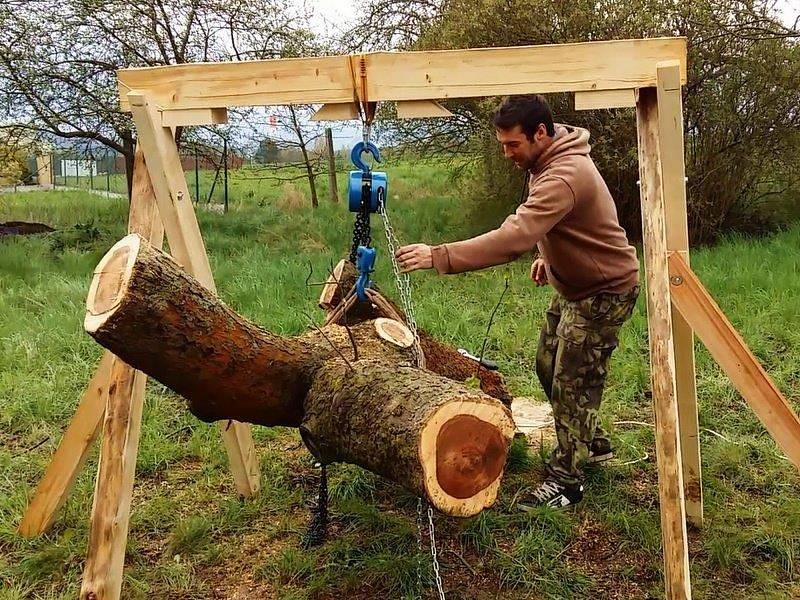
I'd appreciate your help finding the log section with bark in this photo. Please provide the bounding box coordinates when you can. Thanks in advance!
[84,234,515,516]
[318,259,513,405]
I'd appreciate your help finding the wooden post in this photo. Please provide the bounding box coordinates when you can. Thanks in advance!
[127,91,260,497]
[36,155,53,186]
[325,127,339,203]
[636,86,692,600]
[656,60,703,527]
[80,147,164,600]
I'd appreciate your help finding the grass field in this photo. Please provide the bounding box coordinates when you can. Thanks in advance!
[1,160,799,599]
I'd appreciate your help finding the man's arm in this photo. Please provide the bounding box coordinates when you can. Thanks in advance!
[397,176,574,274]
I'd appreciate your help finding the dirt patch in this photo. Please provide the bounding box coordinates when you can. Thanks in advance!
[564,518,660,599]
[0,221,55,236]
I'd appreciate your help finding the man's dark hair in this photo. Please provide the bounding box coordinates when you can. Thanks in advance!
[492,94,555,139]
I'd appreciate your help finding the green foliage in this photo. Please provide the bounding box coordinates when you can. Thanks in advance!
[401,0,800,243]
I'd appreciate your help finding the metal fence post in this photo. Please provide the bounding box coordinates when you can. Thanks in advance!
[223,138,228,213]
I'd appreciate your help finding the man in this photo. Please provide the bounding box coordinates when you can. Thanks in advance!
[395,94,640,509]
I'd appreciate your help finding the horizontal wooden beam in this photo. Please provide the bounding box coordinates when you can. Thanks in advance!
[668,252,800,468]
[396,100,453,119]
[574,89,636,110]
[161,108,228,127]
[118,38,686,111]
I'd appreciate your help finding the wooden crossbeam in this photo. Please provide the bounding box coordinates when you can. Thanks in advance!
[118,38,686,111]
[656,60,703,527]
[128,91,260,497]
[311,103,360,121]
[668,253,800,467]
[636,86,692,600]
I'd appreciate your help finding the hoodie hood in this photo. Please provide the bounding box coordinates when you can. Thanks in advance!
[532,123,591,173]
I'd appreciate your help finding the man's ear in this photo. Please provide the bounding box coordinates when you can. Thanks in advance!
[535,122,548,141]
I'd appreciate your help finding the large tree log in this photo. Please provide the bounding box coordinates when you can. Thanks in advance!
[85,234,515,516]
[319,259,513,405]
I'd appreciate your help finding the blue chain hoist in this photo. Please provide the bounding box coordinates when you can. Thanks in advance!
[348,132,388,301]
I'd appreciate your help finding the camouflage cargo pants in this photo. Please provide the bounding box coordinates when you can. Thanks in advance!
[536,285,639,485]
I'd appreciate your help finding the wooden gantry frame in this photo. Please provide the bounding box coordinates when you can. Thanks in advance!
[18,37,800,600]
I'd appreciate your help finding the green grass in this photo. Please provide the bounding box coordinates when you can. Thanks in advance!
[1,159,799,598]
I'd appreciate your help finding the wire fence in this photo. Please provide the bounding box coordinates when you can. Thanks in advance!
[43,143,238,210]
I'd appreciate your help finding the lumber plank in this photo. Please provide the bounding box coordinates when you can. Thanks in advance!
[17,352,114,537]
[574,89,636,110]
[668,253,800,468]
[656,60,703,527]
[636,86,692,600]
[319,259,349,310]
[118,38,686,110]
[161,107,228,127]
[79,147,164,600]
[79,360,147,600]
[128,91,261,497]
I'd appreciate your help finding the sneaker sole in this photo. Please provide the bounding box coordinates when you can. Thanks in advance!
[587,451,614,464]
[516,499,580,512]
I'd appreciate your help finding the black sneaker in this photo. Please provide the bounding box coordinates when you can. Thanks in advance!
[517,479,584,511]
[587,438,614,464]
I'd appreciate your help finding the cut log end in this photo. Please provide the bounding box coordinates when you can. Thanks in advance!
[85,234,141,333]
[374,318,414,348]
[421,398,514,517]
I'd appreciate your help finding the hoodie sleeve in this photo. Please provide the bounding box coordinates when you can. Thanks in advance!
[431,176,575,274]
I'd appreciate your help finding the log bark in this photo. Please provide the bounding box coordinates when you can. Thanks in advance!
[320,259,513,405]
[85,235,515,515]
[302,360,514,516]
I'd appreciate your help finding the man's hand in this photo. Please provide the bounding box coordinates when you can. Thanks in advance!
[530,258,548,286]
[395,243,433,273]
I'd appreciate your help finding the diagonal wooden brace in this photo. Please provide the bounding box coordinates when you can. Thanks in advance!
[668,252,800,467]
[127,90,260,498]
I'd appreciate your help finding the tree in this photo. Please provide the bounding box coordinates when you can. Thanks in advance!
[0,0,306,198]
[352,0,800,242]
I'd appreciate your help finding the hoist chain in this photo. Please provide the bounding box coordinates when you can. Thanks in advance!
[302,463,328,549]
[378,195,445,600]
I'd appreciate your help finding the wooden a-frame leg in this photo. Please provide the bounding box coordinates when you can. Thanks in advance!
[17,147,168,538]
[18,352,114,537]
[80,147,165,600]
[656,60,703,527]
[127,91,260,497]
[636,86,692,600]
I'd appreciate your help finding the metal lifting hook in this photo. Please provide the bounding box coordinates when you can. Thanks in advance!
[350,141,381,172]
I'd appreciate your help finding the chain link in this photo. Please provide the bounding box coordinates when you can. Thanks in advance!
[416,497,424,592]
[378,193,445,600]
[428,505,445,600]
[377,192,424,368]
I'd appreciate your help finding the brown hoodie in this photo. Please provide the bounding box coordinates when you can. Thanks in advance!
[430,124,639,301]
